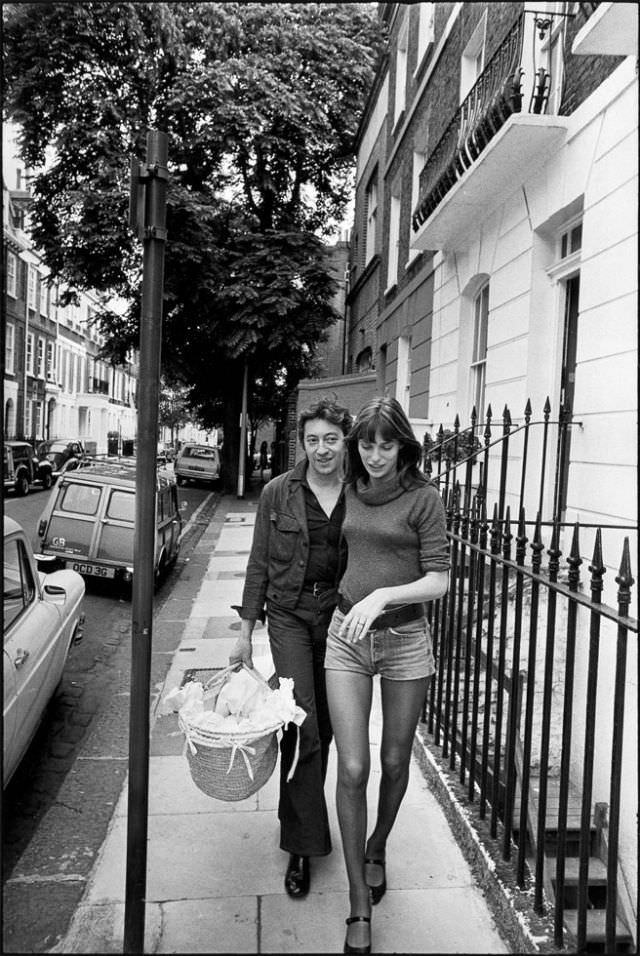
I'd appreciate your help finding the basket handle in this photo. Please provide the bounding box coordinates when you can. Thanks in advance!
[204,660,273,692]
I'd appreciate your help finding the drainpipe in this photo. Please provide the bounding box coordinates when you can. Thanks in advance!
[22,257,29,438]
[342,266,351,375]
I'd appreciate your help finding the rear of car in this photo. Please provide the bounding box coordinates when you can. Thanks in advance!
[35,461,182,585]
[174,443,220,486]
[37,439,86,480]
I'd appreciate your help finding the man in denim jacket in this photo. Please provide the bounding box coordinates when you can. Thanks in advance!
[231,396,351,898]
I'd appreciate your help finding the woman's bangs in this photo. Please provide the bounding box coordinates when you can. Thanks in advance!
[357,412,396,443]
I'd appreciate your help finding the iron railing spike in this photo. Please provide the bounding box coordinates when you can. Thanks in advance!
[543,396,551,417]
[524,397,532,420]
[615,537,635,597]
[588,528,606,597]
[567,522,583,589]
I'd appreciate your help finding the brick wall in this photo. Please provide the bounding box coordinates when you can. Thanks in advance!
[561,7,624,115]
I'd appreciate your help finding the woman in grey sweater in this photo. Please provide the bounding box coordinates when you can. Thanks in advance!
[325,396,450,954]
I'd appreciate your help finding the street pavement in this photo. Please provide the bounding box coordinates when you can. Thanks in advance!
[53,484,509,954]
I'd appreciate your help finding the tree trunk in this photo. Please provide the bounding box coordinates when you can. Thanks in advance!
[221,382,243,493]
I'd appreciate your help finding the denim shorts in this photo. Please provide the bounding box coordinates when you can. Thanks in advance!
[325,607,435,681]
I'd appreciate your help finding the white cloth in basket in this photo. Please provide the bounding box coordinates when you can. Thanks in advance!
[163,671,307,782]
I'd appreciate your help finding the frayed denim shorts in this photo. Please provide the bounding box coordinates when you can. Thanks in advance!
[325,607,435,681]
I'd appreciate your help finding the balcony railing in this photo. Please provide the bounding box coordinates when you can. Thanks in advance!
[412,9,575,233]
[419,399,637,953]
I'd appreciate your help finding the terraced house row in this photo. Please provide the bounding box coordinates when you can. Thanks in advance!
[298,3,637,951]
[3,127,139,457]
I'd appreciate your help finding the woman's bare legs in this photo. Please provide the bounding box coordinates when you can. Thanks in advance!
[365,676,429,884]
[326,669,373,947]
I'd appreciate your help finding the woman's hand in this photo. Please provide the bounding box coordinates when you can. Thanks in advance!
[338,590,390,643]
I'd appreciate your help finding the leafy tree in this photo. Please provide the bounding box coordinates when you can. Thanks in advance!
[158,384,194,444]
[3,2,385,486]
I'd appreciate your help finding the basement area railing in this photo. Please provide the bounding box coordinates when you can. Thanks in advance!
[420,399,637,953]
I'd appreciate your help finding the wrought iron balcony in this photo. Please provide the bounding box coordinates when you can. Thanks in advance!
[411,9,574,251]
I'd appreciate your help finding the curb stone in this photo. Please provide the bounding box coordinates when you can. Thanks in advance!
[413,724,564,955]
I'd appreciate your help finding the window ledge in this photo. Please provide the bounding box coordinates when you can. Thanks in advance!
[384,281,398,297]
[405,251,423,270]
[412,41,434,81]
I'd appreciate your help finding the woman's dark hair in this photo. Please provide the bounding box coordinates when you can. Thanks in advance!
[297,395,352,445]
[345,395,427,488]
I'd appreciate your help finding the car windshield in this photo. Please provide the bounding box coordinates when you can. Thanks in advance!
[183,446,217,459]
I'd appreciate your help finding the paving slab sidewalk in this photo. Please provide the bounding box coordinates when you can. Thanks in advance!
[54,491,509,954]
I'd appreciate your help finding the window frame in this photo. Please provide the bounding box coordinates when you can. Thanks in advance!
[470,283,489,423]
[39,276,48,316]
[407,150,426,266]
[386,193,402,292]
[6,252,17,298]
[460,11,487,103]
[5,323,15,374]
[415,3,435,72]
[46,341,55,382]
[394,16,409,127]
[26,333,35,375]
[36,337,45,379]
[27,266,37,310]
[364,174,378,265]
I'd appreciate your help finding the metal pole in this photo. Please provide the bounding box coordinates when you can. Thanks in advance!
[123,129,168,955]
[237,361,248,498]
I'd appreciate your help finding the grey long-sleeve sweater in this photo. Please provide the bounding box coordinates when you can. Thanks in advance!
[338,474,450,606]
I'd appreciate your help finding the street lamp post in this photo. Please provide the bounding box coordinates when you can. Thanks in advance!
[123,129,168,954]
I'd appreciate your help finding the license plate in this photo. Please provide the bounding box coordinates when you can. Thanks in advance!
[69,561,115,579]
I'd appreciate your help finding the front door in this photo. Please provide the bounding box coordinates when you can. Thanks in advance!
[554,273,579,521]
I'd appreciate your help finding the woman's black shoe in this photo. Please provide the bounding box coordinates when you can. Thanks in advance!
[284,854,310,898]
[344,916,371,954]
[364,857,386,905]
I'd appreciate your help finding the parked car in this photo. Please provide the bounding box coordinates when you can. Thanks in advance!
[4,441,54,496]
[36,439,86,481]
[35,459,183,586]
[3,516,85,786]
[174,443,221,487]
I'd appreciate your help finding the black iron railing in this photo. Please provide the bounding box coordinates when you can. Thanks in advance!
[412,8,575,233]
[420,399,637,953]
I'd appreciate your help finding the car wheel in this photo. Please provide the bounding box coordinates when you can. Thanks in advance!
[42,471,53,490]
[16,472,29,496]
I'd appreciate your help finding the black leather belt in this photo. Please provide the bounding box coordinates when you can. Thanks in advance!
[337,596,424,630]
[304,581,334,598]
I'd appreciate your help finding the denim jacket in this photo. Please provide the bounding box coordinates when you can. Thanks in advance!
[239,459,344,621]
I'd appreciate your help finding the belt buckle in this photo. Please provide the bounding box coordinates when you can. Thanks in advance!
[313,582,320,598]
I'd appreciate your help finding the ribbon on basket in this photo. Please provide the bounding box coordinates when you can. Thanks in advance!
[227,741,257,779]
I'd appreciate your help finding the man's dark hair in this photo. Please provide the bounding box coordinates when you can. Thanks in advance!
[297,395,352,445]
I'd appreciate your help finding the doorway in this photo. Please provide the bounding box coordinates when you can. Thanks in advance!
[553,273,579,521]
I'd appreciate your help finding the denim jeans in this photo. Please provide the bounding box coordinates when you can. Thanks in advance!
[266,593,333,857]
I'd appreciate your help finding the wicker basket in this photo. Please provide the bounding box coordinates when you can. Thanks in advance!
[180,664,282,802]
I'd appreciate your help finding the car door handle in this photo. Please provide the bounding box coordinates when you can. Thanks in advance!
[14,649,30,668]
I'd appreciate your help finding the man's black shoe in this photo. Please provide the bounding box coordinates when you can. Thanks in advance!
[285,854,310,898]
